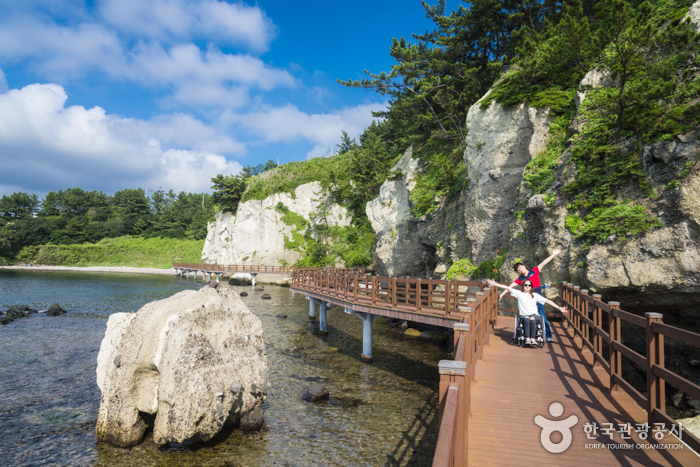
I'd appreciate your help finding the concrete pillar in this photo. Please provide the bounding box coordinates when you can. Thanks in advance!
[360,312,374,363]
[309,298,316,320]
[215,273,219,282]
[194,270,198,280]
[319,301,328,334]
[251,273,257,288]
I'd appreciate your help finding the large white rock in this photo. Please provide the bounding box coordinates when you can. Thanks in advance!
[202,181,350,266]
[463,93,552,262]
[95,287,268,447]
[366,146,437,276]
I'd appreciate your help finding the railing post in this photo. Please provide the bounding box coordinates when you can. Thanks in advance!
[454,322,472,422]
[391,278,397,308]
[572,286,581,348]
[438,360,468,466]
[371,276,377,305]
[593,294,603,370]
[646,312,665,426]
[417,279,423,312]
[482,287,492,345]
[466,298,476,382]
[475,292,484,358]
[561,282,569,329]
[581,289,591,353]
[609,301,622,394]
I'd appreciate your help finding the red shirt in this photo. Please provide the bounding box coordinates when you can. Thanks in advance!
[515,266,542,294]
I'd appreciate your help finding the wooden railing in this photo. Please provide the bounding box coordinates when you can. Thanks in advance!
[291,269,486,318]
[289,268,500,466]
[562,283,700,453]
[173,263,294,273]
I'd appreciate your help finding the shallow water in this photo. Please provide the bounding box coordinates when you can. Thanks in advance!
[0,270,447,466]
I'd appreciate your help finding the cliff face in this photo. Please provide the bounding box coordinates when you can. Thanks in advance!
[366,63,700,321]
[202,182,349,266]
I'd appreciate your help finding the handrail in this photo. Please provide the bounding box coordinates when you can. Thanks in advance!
[561,283,700,453]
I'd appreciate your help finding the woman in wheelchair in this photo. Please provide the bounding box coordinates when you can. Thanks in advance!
[485,278,568,346]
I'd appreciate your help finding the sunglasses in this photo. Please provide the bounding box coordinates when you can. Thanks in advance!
[523,283,533,288]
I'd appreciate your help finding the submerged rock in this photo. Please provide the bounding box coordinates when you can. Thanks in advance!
[0,315,13,325]
[418,330,449,345]
[404,328,421,337]
[302,382,329,402]
[239,291,248,297]
[6,306,25,319]
[46,303,66,316]
[261,293,272,299]
[95,287,268,447]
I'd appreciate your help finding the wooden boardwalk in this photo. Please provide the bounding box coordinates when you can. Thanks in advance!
[468,319,698,466]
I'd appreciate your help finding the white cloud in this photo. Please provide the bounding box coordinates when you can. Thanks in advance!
[0,84,243,195]
[228,102,386,159]
[0,2,290,109]
[98,0,275,52]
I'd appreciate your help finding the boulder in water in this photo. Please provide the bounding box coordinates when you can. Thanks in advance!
[302,382,329,402]
[0,315,12,325]
[6,306,25,319]
[95,287,269,447]
[418,330,449,345]
[261,293,271,299]
[240,291,248,297]
[47,303,66,316]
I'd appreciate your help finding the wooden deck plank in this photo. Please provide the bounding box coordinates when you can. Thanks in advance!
[467,320,698,466]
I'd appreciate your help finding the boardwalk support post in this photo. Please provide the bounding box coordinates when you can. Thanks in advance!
[319,301,328,334]
[360,312,375,363]
[309,298,316,320]
[251,273,258,288]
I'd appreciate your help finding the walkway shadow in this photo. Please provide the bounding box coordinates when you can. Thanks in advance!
[385,391,440,467]
[548,323,684,466]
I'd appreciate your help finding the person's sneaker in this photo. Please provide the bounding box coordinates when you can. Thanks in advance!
[525,338,532,345]
[547,337,554,343]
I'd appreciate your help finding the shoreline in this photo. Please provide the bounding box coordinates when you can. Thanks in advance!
[1,265,176,276]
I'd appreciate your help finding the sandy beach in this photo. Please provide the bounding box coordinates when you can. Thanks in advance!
[2,265,177,275]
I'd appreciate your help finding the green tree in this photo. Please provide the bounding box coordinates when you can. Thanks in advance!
[211,173,247,213]
[592,0,700,130]
[0,192,40,219]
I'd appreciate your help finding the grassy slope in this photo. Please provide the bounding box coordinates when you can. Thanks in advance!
[16,236,204,269]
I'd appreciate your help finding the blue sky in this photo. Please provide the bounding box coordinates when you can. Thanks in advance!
[0,0,460,197]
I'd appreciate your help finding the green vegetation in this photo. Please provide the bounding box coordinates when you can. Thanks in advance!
[523,108,576,194]
[565,214,585,235]
[1,187,214,264]
[446,248,509,281]
[515,211,525,223]
[15,236,203,269]
[446,258,477,280]
[576,203,663,242]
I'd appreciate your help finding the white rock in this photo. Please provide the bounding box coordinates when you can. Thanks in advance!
[95,288,268,447]
[202,182,350,266]
[462,93,552,262]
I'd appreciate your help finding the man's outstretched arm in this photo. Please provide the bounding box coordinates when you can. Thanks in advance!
[537,248,561,272]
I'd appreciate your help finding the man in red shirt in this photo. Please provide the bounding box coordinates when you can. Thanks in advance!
[499,249,561,342]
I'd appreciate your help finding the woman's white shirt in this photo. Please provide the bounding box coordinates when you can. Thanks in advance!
[511,289,547,316]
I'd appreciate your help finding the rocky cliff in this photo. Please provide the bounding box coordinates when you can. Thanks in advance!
[202,181,350,267]
[365,29,700,324]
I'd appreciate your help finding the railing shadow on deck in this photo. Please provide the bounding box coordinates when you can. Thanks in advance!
[547,323,678,467]
[560,282,700,457]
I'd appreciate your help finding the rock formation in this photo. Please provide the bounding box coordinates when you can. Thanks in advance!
[202,182,350,269]
[96,287,269,447]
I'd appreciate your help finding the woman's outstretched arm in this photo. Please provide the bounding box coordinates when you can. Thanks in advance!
[543,297,568,315]
[486,279,514,293]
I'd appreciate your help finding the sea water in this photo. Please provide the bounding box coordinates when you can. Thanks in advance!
[0,270,446,466]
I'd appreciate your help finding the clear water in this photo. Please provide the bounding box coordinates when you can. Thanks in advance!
[0,270,447,466]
